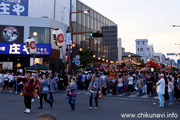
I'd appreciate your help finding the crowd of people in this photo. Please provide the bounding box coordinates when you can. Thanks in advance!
[0,69,180,113]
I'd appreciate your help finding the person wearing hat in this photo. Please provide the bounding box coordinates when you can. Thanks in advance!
[156,74,165,108]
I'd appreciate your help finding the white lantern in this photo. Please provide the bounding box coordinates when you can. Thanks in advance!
[25,37,37,54]
[52,29,65,47]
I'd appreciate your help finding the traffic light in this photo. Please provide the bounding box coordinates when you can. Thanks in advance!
[65,56,69,62]
[89,33,93,37]
[89,31,103,37]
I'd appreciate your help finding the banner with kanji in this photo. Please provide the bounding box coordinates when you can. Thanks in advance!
[0,0,28,16]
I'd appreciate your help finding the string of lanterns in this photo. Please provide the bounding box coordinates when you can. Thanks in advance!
[97,57,141,65]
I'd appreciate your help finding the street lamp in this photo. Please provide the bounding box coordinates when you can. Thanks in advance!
[72,44,75,47]
[68,8,90,74]
[98,57,101,60]
[128,55,131,70]
[79,48,83,51]
[93,55,96,58]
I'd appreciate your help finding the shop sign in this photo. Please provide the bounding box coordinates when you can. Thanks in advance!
[0,0,28,16]
[0,43,51,55]
[0,25,24,43]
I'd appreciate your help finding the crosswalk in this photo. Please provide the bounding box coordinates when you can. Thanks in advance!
[76,90,159,100]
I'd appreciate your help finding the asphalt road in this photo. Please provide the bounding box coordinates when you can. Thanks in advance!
[0,92,180,120]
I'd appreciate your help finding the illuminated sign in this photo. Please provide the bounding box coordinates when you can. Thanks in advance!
[0,43,51,55]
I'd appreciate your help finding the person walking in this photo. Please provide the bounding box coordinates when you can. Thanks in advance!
[48,73,57,102]
[38,74,52,109]
[88,74,101,110]
[17,72,37,114]
[67,78,77,110]
[156,74,165,108]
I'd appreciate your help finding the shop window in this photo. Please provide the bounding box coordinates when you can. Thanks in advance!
[30,27,50,44]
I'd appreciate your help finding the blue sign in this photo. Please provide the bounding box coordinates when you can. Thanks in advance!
[177,59,180,64]
[0,0,28,16]
[75,60,80,65]
[167,53,176,56]
[0,43,51,55]
[72,58,75,63]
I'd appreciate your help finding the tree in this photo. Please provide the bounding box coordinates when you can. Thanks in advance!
[77,49,94,71]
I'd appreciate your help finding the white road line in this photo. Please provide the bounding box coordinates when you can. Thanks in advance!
[110,97,157,102]
[141,94,149,98]
[153,96,159,99]
[76,91,88,94]
[127,92,139,97]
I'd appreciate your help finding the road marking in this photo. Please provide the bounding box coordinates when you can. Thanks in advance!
[141,94,149,98]
[77,91,88,94]
[153,96,159,99]
[110,96,157,102]
[128,92,139,97]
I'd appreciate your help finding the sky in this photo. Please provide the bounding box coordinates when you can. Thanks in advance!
[80,0,180,62]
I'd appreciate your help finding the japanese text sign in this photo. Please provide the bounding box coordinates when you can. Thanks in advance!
[0,43,51,55]
[0,0,28,16]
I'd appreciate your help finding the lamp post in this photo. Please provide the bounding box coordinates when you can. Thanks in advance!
[128,55,131,70]
[68,6,89,74]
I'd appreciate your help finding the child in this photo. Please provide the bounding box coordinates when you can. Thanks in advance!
[167,77,175,105]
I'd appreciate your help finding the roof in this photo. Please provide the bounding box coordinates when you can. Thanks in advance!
[122,52,141,57]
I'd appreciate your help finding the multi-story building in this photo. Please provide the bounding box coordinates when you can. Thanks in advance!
[117,38,122,62]
[154,53,166,64]
[0,0,69,72]
[72,0,118,61]
[135,39,148,63]
[0,0,118,72]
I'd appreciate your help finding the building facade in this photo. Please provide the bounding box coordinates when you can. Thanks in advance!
[0,0,68,72]
[136,39,148,63]
[122,52,141,69]
[72,0,118,61]
[154,53,166,64]
[136,39,156,63]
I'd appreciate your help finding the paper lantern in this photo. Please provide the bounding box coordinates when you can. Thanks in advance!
[52,29,65,47]
[25,37,37,54]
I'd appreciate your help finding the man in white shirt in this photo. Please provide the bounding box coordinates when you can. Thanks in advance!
[156,74,165,108]
[128,73,134,94]
[8,72,14,92]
